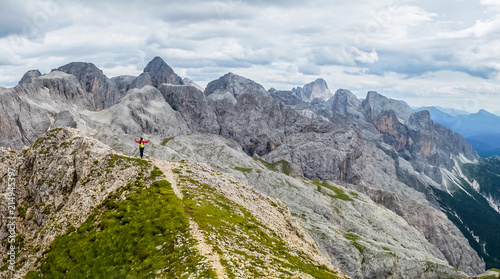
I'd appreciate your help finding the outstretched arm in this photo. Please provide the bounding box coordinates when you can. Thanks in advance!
[143,140,150,143]
[135,139,140,143]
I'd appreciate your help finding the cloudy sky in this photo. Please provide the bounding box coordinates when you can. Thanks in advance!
[1,0,500,112]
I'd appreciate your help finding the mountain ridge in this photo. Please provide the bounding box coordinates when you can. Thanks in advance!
[2,57,499,278]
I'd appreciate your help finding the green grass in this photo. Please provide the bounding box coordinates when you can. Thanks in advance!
[149,166,163,180]
[253,158,292,175]
[18,205,27,219]
[313,180,353,201]
[31,180,215,279]
[161,137,174,146]
[107,154,151,169]
[477,269,500,279]
[234,167,252,173]
[344,232,365,254]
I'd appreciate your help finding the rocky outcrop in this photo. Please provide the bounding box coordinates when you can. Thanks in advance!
[182,77,204,92]
[0,128,151,277]
[292,78,333,101]
[205,72,270,101]
[111,75,136,94]
[362,91,413,124]
[331,89,364,119]
[18,70,41,85]
[57,62,123,110]
[159,84,219,134]
[87,85,191,137]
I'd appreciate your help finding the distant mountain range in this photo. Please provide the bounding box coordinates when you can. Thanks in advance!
[414,106,500,157]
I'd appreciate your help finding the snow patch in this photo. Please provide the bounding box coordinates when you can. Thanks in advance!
[456,153,477,164]
[485,194,500,214]
[471,180,480,193]
[440,166,474,198]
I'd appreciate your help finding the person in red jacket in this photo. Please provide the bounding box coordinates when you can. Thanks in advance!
[135,137,149,158]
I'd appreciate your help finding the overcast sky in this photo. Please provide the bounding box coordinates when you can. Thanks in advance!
[1,0,500,112]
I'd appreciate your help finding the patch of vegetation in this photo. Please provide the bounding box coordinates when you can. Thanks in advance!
[31,180,215,278]
[25,271,39,279]
[382,246,391,252]
[313,180,353,201]
[149,166,163,180]
[179,174,342,278]
[253,158,292,175]
[161,137,175,146]
[477,270,500,279]
[234,167,252,173]
[107,154,151,169]
[18,205,27,219]
[42,205,51,214]
[344,232,365,254]
[0,261,9,271]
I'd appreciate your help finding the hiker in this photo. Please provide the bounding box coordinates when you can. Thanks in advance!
[135,137,149,158]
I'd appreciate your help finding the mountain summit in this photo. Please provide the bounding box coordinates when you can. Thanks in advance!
[118,57,184,91]
[292,78,333,101]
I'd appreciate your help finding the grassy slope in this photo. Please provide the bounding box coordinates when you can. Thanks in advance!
[25,158,215,279]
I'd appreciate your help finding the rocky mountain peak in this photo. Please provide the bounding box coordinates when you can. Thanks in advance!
[56,62,102,83]
[56,62,122,110]
[331,89,362,116]
[292,78,333,102]
[127,57,183,90]
[143,56,184,87]
[407,110,434,132]
[204,72,270,100]
[363,91,413,124]
[18,69,42,85]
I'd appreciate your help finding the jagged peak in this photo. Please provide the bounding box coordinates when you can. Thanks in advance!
[312,78,328,87]
[132,56,183,88]
[144,56,174,74]
[18,69,42,85]
[364,91,413,123]
[205,72,269,98]
[292,78,333,102]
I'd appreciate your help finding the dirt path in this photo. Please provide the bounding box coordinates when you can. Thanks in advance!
[153,160,226,278]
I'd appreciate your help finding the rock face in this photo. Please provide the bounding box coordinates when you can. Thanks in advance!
[18,70,41,85]
[86,85,191,137]
[292,78,333,101]
[57,62,123,110]
[159,84,219,134]
[111,75,136,94]
[362,91,413,124]
[205,72,270,100]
